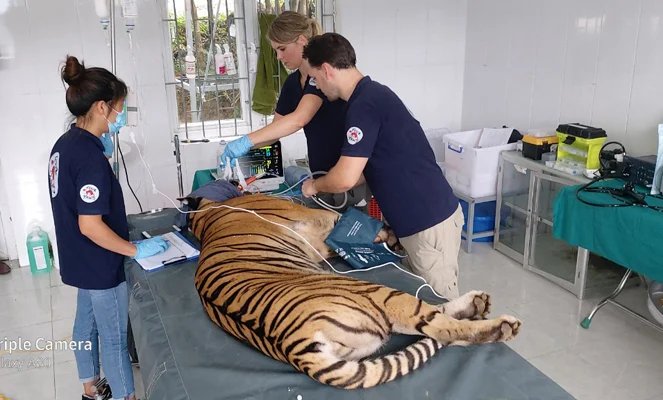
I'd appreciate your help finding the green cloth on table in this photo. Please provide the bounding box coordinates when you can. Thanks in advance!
[553,180,663,281]
[252,13,289,115]
[192,169,217,192]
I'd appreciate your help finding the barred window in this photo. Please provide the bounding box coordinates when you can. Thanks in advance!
[163,0,335,140]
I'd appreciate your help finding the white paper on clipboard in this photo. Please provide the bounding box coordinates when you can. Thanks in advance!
[135,232,199,271]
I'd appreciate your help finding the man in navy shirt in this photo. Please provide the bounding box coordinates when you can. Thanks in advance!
[272,68,346,174]
[301,33,464,299]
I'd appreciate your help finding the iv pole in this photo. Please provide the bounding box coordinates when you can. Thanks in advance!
[109,0,120,178]
[106,1,184,201]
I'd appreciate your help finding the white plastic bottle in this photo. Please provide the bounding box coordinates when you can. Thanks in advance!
[217,141,228,178]
[223,44,237,75]
[248,42,258,74]
[214,44,226,75]
[185,50,196,80]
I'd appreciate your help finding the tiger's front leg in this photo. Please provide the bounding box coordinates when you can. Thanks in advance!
[290,207,341,260]
[373,225,403,252]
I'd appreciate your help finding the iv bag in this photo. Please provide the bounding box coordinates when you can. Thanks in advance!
[121,0,137,31]
[94,0,110,29]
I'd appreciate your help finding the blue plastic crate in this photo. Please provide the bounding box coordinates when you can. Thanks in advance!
[458,200,497,242]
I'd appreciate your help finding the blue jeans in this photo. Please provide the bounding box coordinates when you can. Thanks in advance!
[73,281,134,399]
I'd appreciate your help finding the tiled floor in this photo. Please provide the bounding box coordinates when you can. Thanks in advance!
[1,244,662,399]
[0,260,145,400]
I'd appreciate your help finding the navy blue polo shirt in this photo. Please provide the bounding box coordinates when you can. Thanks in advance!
[341,76,459,238]
[275,70,346,173]
[48,124,129,290]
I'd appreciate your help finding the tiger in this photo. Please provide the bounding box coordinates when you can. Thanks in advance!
[189,195,521,389]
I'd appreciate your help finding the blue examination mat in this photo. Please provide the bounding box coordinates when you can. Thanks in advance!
[126,208,573,400]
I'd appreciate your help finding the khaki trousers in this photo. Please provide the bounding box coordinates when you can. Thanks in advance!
[400,204,464,299]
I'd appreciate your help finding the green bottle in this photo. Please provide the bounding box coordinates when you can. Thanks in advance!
[26,227,53,274]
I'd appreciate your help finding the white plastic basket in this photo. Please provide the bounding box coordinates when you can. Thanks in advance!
[442,128,517,198]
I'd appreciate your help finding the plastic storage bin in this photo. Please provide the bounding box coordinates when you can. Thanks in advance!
[458,200,497,242]
[424,128,451,163]
[555,123,607,172]
[368,197,382,221]
[522,135,558,160]
[442,128,518,198]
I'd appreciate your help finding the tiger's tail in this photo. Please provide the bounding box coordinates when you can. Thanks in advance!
[298,338,444,389]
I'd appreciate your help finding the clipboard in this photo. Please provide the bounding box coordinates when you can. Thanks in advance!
[134,231,200,271]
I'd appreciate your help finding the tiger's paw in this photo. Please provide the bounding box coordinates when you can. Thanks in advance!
[469,291,491,320]
[491,315,521,342]
[442,290,491,320]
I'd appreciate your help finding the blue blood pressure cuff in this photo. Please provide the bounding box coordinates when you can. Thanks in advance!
[325,208,403,269]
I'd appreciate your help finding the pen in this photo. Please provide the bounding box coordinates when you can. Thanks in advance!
[161,255,187,265]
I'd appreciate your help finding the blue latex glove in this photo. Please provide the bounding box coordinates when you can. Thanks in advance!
[101,133,114,158]
[133,237,169,259]
[220,135,253,166]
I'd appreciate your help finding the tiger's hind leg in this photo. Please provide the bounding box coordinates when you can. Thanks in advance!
[383,290,520,345]
[283,305,444,389]
[437,290,491,320]
[288,334,443,389]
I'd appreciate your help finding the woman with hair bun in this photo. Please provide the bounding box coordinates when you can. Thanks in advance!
[49,55,168,400]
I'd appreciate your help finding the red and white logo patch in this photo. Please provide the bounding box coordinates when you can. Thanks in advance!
[49,152,60,198]
[80,184,100,203]
[346,127,363,145]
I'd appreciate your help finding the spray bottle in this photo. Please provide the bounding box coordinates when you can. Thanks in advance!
[214,44,226,75]
[223,44,237,75]
[248,42,258,74]
[26,226,53,274]
[185,49,196,80]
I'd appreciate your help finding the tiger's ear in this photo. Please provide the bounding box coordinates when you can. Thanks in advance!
[178,196,203,211]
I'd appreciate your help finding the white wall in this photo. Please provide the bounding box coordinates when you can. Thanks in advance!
[461,0,663,156]
[0,0,183,266]
[0,158,18,260]
[335,0,468,132]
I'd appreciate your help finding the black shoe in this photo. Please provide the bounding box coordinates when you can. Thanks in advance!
[95,377,113,400]
[0,261,10,275]
[81,378,113,400]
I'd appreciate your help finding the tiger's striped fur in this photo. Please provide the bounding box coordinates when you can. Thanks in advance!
[191,195,521,389]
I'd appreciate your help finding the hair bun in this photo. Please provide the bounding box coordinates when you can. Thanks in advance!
[62,55,85,85]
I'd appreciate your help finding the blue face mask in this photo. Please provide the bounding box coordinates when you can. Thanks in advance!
[106,103,127,135]
[101,133,114,158]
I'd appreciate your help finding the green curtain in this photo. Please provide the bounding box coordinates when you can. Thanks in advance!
[252,13,289,115]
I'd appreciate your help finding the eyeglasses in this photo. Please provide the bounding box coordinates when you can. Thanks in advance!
[107,102,124,114]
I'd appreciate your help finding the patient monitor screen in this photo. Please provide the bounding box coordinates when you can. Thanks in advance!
[236,141,284,178]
